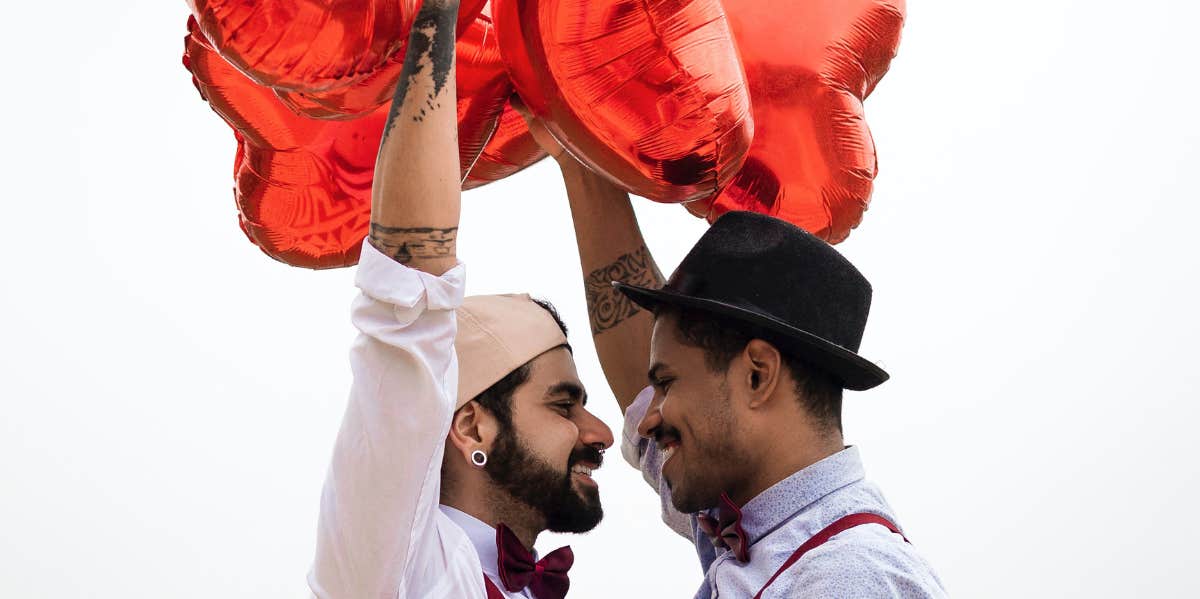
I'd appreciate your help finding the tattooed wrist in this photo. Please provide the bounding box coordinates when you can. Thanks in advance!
[585,245,665,334]
[369,224,458,265]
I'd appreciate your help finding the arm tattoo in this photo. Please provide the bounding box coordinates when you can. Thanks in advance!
[381,0,459,142]
[585,245,665,335]
[368,224,458,264]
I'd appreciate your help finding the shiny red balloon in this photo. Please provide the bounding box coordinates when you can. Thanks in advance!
[494,0,753,203]
[271,0,495,119]
[185,17,384,268]
[275,55,407,120]
[464,97,548,189]
[686,0,906,243]
[187,0,417,93]
[454,13,517,184]
[185,13,516,268]
[188,0,488,96]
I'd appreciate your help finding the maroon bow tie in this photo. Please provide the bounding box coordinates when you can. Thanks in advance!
[496,523,574,599]
[696,493,751,562]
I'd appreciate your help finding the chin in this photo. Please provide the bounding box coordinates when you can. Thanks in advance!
[669,483,719,514]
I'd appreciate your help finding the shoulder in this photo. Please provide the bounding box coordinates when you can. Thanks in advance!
[769,524,947,599]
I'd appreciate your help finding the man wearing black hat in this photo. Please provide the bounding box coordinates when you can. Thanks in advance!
[526,121,946,596]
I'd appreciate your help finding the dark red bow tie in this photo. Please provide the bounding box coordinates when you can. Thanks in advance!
[496,523,574,599]
[696,492,751,562]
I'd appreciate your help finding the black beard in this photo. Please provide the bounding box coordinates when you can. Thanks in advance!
[484,424,604,533]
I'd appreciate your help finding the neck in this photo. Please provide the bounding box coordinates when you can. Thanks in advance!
[729,425,843,506]
[442,490,544,550]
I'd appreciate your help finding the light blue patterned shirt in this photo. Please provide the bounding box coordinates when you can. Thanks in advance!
[621,388,947,598]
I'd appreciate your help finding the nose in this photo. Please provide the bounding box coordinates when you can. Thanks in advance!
[579,408,615,450]
[636,391,665,439]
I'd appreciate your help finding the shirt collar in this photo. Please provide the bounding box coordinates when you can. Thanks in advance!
[733,446,866,545]
[440,505,503,578]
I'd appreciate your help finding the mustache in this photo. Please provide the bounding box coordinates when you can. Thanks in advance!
[568,445,605,468]
[652,425,681,446]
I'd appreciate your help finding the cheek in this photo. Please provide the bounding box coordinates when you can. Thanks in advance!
[528,416,579,463]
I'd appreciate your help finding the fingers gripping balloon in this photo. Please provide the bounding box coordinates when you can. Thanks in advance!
[493,0,754,203]
[687,0,906,243]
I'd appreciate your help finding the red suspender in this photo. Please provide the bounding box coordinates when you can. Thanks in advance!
[751,513,907,599]
[484,574,505,599]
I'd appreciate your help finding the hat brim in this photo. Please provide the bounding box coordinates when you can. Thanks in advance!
[614,282,889,391]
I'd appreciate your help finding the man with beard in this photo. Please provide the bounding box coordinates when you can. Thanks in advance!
[306,2,612,598]
[518,117,945,596]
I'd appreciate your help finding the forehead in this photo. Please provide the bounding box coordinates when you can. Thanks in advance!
[649,313,696,370]
[650,313,681,354]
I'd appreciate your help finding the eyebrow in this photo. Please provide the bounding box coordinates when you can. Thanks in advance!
[547,381,587,406]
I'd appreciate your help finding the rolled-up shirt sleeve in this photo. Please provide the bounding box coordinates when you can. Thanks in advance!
[621,386,695,541]
[309,241,466,599]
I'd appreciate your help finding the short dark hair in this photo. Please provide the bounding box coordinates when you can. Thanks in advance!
[656,305,844,432]
[471,298,569,425]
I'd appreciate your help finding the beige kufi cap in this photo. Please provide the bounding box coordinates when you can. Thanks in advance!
[454,294,569,410]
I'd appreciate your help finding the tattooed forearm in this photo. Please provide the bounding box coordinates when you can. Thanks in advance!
[585,245,665,335]
[368,224,458,264]
[381,0,459,142]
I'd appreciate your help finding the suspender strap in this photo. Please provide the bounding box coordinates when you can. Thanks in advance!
[484,574,506,599]
[752,513,907,599]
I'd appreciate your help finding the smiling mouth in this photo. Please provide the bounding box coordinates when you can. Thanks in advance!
[571,462,599,485]
[660,440,680,466]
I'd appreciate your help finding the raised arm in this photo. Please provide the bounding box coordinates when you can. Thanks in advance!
[369,0,462,274]
[517,111,664,412]
[309,4,466,598]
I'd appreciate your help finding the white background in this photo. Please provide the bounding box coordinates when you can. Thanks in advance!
[2,0,1198,597]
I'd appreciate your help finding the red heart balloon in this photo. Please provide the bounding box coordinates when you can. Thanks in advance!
[464,97,548,190]
[275,55,407,120]
[686,0,906,243]
[185,13,515,268]
[187,0,488,95]
[493,0,753,203]
[186,0,418,93]
[185,17,384,268]
[270,0,495,119]
[454,11,517,184]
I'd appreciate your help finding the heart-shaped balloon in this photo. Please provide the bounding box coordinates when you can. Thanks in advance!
[464,97,548,189]
[275,54,407,120]
[686,0,906,243]
[494,0,753,203]
[187,0,488,95]
[185,13,514,268]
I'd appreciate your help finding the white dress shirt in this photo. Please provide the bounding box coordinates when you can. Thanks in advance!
[307,241,526,599]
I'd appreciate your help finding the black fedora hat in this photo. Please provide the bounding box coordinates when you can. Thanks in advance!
[614,211,888,391]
